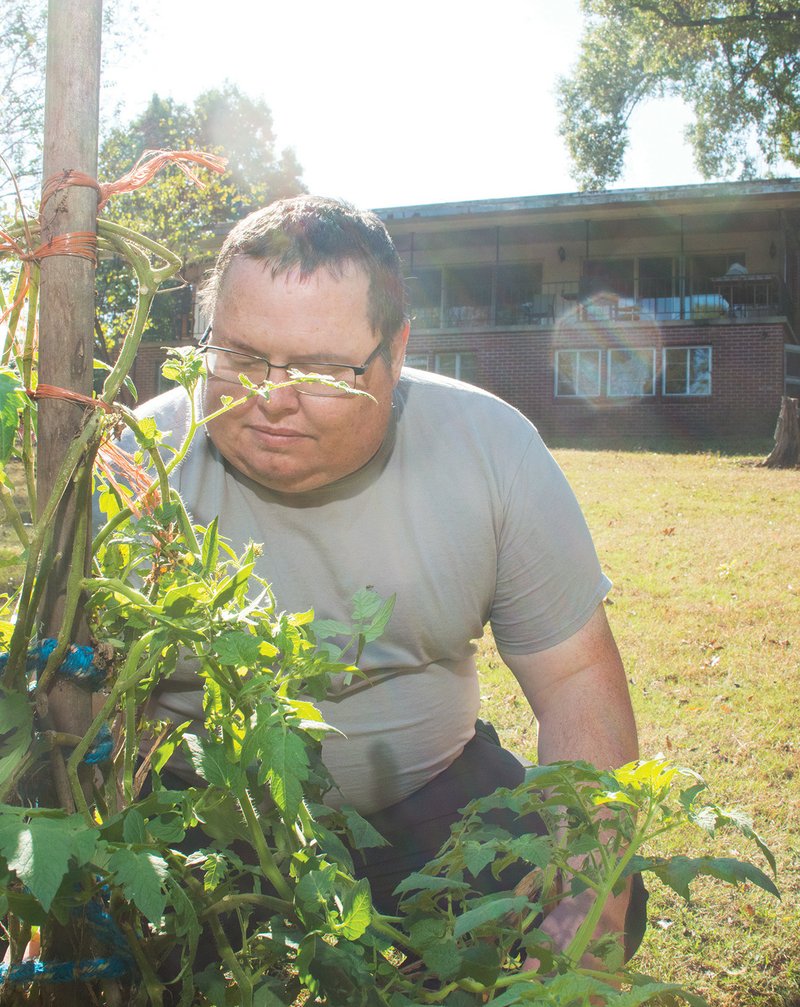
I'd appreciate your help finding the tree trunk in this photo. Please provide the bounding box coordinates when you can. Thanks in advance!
[762,396,800,468]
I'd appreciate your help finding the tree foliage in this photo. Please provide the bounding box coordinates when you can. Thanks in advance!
[557,1,800,190]
[96,87,306,353]
[0,0,143,204]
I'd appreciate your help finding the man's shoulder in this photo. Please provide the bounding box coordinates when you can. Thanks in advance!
[117,386,194,457]
[135,385,191,421]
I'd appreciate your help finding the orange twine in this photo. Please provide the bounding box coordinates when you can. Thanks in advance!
[27,384,113,413]
[3,148,227,326]
[96,437,161,517]
[39,150,228,213]
[95,149,228,209]
[1,227,98,324]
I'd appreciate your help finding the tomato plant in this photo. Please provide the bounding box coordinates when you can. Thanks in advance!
[0,200,779,1006]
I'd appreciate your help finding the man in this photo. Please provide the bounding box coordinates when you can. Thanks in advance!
[141,195,645,963]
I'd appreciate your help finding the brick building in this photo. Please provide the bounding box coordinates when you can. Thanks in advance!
[378,179,800,440]
[133,179,800,440]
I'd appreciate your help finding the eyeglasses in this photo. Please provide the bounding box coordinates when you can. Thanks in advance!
[199,325,386,397]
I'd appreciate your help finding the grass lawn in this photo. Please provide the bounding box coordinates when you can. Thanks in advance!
[478,441,800,1007]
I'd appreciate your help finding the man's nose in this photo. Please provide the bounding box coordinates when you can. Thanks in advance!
[257,368,301,411]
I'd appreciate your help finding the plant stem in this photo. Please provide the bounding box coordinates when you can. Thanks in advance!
[66,633,160,819]
[562,801,658,966]
[3,411,103,688]
[0,479,29,547]
[238,786,294,903]
[37,459,95,692]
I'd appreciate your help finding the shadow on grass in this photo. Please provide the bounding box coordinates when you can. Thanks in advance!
[544,434,775,457]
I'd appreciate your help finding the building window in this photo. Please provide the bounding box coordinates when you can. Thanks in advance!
[689,253,745,295]
[607,348,656,397]
[434,352,478,383]
[663,346,712,396]
[496,263,545,325]
[408,269,442,329]
[638,256,675,299]
[404,353,430,370]
[408,262,544,329]
[555,349,602,397]
[582,259,635,299]
[445,267,493,327]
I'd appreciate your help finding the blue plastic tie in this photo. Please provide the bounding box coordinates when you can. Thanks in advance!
[0,638,107,688]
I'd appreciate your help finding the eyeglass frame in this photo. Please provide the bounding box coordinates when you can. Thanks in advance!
[198,324,387,392]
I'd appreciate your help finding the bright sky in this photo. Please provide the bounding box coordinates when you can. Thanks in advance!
[102,0,707,209]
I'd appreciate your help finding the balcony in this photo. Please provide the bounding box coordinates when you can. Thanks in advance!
[543,274,793,325]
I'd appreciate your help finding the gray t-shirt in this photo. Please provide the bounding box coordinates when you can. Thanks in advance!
[134,368,609,814]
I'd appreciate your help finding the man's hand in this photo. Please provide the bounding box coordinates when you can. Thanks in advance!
[502,603,638,967]
[521,877,631,973]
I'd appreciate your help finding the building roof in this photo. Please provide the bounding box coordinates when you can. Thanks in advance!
[374,178,800,227]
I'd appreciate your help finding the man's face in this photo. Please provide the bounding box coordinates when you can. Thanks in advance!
[204,256,408,494]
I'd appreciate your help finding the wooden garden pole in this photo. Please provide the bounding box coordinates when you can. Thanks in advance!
[37,4,103,1001]
[38,0,102,725]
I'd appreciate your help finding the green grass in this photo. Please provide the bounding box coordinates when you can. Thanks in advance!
[0,459,28,593]
[477,443,800,1007]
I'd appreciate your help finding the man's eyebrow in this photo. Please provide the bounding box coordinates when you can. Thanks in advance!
[216,335,352,364]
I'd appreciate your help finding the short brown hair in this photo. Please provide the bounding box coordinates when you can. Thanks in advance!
[199,195,408,342]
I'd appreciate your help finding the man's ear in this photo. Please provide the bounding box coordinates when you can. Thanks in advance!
[390,320,411,383]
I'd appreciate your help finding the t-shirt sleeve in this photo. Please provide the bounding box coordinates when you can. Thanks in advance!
[489,431,610,656]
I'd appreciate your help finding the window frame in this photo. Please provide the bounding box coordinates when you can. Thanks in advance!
[433,351,478,383]
[662,345,713,397]
[606,347,657,398]
[554,348,602,398]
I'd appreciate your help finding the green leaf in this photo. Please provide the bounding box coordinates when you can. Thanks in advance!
[211,630,263,667]
[201,517,220,575]
[629,854,780,902]
[295,863,337,916]
[393,873,472,897]
[312,618,353,640]
[0,812,98,912]
[0,688,33,789]
[457,943,502,986]
[462,840,500,878]
[122,808,147,845]
[453,896,530,938]
[360,593,396,644]
[258,725,309,821]
[339,878,373,940]
[351,588,384,622]
[340,804,389,850]
[183,734,242,789]
[161,581,204,616]
[507,834,553,870]
[0,369,28,466]
[254,985,291,1007]
[422,935,462,980]
[211,562,255,609]
[108,846,169,923]
[202,852,229,891]
[408,916,448,948]
[165,874,201,952]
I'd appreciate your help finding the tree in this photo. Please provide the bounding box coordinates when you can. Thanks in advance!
[0,0,143,204]
[95,86,306,352]
[557,1,800,190]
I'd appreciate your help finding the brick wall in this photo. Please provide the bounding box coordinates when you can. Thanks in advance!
[407,320,790,440]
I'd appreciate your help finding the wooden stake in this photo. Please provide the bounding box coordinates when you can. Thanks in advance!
[37,3,103,1003]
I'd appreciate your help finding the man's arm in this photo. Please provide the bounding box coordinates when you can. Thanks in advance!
[500,603,638,964]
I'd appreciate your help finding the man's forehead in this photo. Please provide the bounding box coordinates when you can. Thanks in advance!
[221,255,371,291]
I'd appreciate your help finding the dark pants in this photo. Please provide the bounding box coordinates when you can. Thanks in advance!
[352,727,648,961]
